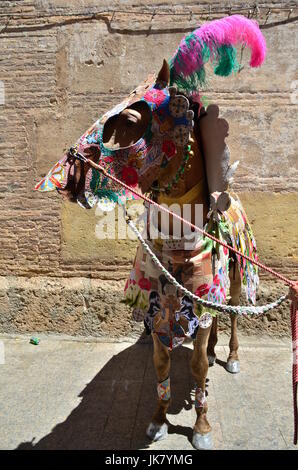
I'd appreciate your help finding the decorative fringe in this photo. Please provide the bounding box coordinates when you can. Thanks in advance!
[93,189,119,202]
[90,168,119,203]
[169,15,266,94]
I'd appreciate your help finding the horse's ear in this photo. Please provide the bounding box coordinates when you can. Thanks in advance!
[156,59,170,85]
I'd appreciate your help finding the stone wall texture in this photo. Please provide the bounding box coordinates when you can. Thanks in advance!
[0,1,297,338]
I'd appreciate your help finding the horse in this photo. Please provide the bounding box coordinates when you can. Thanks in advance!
[120,61,246,450]
[35,15,266,449]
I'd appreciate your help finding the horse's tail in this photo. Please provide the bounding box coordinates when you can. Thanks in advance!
[169,14,266,94]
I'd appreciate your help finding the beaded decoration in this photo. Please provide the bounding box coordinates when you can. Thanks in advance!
[150,143,195,194]
[194,386,207,409]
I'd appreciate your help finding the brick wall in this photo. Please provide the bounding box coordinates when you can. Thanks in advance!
[0,1,297,337]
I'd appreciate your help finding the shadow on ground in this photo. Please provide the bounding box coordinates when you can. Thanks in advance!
[16,336,212,450]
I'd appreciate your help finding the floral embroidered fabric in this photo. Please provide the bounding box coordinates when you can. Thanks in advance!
[124,195,258,350]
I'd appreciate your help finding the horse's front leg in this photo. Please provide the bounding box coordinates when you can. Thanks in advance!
[226,261,241,374]
[191,325,213,450]
[207,316,218,366]
[146,332,171,441]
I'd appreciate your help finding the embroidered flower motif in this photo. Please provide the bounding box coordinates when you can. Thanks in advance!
[144,88,166,108]
[195,283,211,298]
[121,166,138,187]
[138,277,151,291]
[162,140,176,158]
[103,156,114,163]
[86,130,100,144]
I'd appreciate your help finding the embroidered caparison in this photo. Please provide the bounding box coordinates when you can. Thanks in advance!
[35,75,194,207]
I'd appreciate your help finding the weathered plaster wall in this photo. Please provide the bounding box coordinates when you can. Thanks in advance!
[0,1,297,337]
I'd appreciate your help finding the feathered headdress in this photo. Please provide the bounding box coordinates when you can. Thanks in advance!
[169,15,266,94]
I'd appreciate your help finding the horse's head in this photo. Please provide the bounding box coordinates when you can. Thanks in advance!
[35,60,195,208]
[35,15,266,211]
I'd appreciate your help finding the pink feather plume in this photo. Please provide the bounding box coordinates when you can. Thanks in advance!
[172,15,267,77]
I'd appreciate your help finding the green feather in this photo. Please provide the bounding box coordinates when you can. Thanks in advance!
[214,45,239,77]
[169,40,239,94]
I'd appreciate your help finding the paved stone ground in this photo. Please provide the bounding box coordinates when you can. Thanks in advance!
[0,332,297,451]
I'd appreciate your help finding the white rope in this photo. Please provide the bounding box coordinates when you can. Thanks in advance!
[126,218,288,316]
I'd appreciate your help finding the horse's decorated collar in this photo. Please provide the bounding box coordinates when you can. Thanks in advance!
[35,75,194,209]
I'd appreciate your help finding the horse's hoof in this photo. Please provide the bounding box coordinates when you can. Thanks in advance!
[146,422,168,442]
[226,360,240,374]
[192,431,213,450]
[208,355,216,367]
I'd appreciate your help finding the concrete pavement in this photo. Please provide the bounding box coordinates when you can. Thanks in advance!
[0,332,296,450]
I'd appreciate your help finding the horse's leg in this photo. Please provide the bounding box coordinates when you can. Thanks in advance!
[207,316,218,366]
[146,332,171,441]
[191,325,213,450]
[226,261,241,374]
